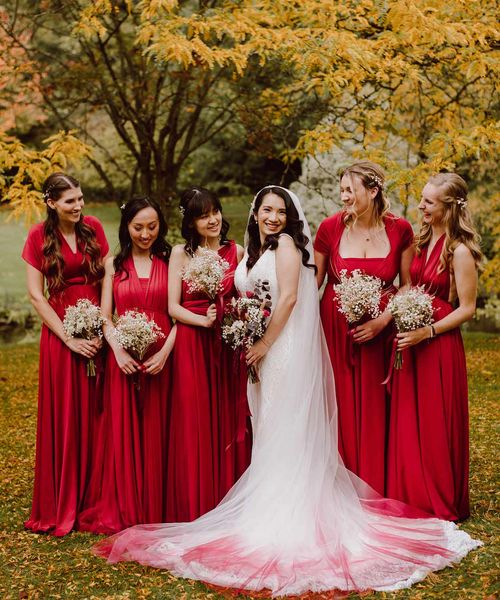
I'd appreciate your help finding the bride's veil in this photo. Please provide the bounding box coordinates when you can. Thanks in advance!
[248,185,379,509]
[247,185,339,445]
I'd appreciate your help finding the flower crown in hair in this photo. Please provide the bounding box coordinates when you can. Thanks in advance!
[456,197,467,209]
[369,174,384,190]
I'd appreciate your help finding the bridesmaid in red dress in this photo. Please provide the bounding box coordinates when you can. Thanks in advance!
[314,161,414,495]
[79,197,176,534]
[167,187,251,522]
[387,173,482,521]
[22,172,109,536]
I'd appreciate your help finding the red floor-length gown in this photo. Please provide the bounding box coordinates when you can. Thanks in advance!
[79,255,172,534]
[22,215,109,536]
[386,234,470,520]
[167,241,251,522]
[314,212,413,494]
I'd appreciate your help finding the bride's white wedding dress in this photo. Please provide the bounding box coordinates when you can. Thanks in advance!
[96,189,480,596]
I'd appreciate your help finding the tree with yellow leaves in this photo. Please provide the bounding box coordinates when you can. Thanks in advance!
[0,0,498,215]
[0,131,91,223]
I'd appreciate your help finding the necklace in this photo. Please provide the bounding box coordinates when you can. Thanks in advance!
[357,228,373,242]
[354,223,382,242]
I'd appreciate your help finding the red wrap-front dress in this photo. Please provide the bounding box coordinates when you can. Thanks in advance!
[79,255,172,533]
[167,241,251,522]
[386,234,470,521]
[22,215,108,536]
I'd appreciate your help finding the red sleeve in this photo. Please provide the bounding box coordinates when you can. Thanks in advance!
[314,218,333,256]
[21,223,44,272]
[398,218,414,251]
[84,215,109,257]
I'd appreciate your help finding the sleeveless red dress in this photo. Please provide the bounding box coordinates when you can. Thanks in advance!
[314,212,413,494]
[21,215,109,536]
[386,235,470,521]
[79,255,172,533]
[167,241,251,522]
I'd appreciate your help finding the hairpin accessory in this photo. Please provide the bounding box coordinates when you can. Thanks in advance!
[370,174,384,190]
[120,203,125,210]
[456,197,467,209]
[179,206,185,216]
[42,185,55,202]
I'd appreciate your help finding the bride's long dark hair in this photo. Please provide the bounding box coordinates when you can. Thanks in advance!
[246,186,316,272]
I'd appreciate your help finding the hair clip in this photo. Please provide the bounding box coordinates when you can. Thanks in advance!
[456,197,467,209]
[43,185,54,202]
[370,174,384,190]
[179,205,185,216]
[120,203,125,210]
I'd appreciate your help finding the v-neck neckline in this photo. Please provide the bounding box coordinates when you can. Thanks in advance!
[58,229,78,255]
[131,254,154,280]
[423,233,445,268]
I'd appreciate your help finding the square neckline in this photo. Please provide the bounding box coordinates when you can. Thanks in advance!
[337,218,392,260]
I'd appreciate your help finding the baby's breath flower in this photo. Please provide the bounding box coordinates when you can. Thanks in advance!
[333,269,383,324]
[62,299,105,376]
[113,310,165,361]
[387,286,435,369]
[182,248,230,300]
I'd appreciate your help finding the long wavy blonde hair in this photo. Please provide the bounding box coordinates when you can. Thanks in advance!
[339,161,391,229]
[415,173,483,272]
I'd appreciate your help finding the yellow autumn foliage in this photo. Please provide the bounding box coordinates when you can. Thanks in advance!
[1,0,498,216]
[0,131,91,223]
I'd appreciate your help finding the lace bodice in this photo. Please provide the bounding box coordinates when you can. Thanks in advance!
[234,249,279,312]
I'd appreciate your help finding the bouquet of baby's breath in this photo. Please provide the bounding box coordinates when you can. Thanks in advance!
[63,298,105,376]
[222,279,272,384]
[113,310,165,362]
[333,269,382,325]
[387,286,434,369]
[182,248,230,300]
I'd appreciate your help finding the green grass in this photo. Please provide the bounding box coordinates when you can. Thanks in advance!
[0,333,498,599]
[0,197,250,305]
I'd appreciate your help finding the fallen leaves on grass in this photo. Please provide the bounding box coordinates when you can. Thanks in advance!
[0,334,498,599]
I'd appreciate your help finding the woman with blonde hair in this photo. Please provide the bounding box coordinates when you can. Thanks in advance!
[314,161,414,494]
[386,172,482,521]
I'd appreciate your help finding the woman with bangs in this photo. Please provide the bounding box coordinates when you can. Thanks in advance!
[167,187,251,522]
[386,173,483,521]
[314,161,414,495]
[22,172,109,536]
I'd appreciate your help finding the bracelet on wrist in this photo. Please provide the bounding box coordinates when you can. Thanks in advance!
[429,324,436,339]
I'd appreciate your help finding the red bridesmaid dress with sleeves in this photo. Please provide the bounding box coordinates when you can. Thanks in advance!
[167,241,251,522]
[386,235,470,520]
[79,255,172,533]
[21,215,109,536]
[314,212,413,494]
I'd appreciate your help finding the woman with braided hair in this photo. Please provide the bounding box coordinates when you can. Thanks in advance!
[22,172,109,536]
[314,161,414,495]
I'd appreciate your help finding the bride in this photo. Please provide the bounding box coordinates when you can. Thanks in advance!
[96,186,480,596]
